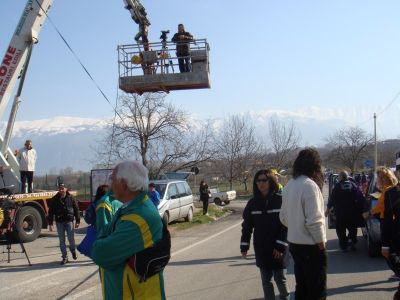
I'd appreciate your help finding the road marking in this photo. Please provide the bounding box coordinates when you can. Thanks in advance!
[0,267,77,292]
[171,221,242,257]
[56,221,243,299]
[63,285,98,300]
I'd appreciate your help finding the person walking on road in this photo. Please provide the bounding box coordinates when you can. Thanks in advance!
[241,169,290,300]
[16,139,37,193]
[199,180,210,215]
[48,182,80,265]
[91,161,165,300]
[280,148,327,300]
[326,170,362,252]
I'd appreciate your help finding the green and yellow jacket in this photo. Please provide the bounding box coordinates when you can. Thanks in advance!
[95,191,123,236]
[92,192,165,300]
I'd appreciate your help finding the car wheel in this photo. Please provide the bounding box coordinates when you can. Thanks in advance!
[214,198,222,206]
[162,212,169,226]
[185,207,193,222]
[367,232,381,257]
[11,206,42,243]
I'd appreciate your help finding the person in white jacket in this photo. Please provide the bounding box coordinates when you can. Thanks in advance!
[280,148,327,300]
[16,140,37,193]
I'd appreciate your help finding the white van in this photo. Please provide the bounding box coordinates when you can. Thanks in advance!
[152,180,194,225]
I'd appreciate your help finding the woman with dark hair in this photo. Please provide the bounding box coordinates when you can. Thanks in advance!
[95,185,109,202]
[199,180,210,215]
[280,148,327,300]
[241,169,289,300]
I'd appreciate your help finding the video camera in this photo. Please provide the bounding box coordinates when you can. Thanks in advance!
[0,197,16,229]
[160,30,170,41]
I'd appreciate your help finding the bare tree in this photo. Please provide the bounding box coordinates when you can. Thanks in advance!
[93,94,216,178]
[267,118,301,170]
[146,120,216,178]
[326,126,373,173]
[216,115,260,190]
[112,93,187,167]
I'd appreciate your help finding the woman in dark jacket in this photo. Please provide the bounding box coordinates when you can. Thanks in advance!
[381,168,400,299]
[240,169,289,300]
[199,180,210,215]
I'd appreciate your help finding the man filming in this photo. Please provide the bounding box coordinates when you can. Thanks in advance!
[172,24,193,73]
[48,182,80,265]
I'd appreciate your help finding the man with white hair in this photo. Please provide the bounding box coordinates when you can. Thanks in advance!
[92,161,165,299]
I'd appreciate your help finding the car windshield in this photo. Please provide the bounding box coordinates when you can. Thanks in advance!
[154,183,167,199]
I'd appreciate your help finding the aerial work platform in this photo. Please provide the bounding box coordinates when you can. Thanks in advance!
[118,39,210,94]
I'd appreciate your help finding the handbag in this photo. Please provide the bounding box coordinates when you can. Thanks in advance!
[127,222,171,282]
[77,225,97,258]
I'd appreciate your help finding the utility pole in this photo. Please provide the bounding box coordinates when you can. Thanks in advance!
[374,113,378,173]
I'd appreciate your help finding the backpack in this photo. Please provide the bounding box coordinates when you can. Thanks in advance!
[127,222,171,282]
[84,201,97,225]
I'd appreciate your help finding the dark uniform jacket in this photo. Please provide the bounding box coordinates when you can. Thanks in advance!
[240,192,288,270]
[328,180,360,218]
[199,185,209,202]
[382,185,400,251]
[171,31,193,56]
[48,192,80,225]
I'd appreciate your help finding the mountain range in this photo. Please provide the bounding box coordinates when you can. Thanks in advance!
[1,112,395,175]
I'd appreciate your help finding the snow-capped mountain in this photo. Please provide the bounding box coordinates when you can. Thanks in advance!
[1,110,391,175]
[2,116,109,175]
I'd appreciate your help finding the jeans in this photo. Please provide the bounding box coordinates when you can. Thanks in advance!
[56,222,76,259]
[202,198,209,215]
[20,171,34,193]
[336,215,357,249]
[289,243,327,300]
[260,268,289,300]
[178,57,191,73]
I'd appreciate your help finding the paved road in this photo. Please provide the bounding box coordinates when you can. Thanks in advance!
[0,198,399,299]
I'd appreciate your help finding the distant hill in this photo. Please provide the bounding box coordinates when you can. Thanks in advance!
[2,114,396,175]
[2,116,108,175]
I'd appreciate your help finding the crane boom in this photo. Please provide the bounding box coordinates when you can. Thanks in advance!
[0,0,53,121]
[0,0,150,192]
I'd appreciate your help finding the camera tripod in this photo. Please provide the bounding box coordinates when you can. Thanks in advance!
[159,35,175,74]
[0,171,32,266]
[1,233,32,266]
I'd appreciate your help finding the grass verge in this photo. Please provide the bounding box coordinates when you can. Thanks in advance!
[169,205,232,230]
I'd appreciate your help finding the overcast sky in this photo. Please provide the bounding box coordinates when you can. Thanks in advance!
[1,0,400,142]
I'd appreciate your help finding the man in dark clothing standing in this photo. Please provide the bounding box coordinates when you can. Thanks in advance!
[48,183,80,265]
[199,180,210,215]
[171,24,193,73]
[327,171,361,252]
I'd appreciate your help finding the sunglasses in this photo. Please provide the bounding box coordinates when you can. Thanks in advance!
[256,179,268,183]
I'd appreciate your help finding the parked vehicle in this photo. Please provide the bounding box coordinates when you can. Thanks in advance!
[152,180,194,225]
[209,188,236,206]
[0,190,77,243]
[361,173,382,257]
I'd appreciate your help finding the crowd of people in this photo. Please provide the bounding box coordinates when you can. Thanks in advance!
[10,138,400,299]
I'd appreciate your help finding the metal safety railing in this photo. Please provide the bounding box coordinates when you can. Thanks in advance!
[117,39,210,78]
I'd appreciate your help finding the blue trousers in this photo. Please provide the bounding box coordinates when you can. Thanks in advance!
[260,268,290,300]
[56,222,76,259]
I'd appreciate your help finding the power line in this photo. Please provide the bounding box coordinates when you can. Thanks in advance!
[34,0,126,124]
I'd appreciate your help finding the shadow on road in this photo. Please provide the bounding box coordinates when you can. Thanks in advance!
[169,254,255,267]
[56,269,98,300]
[327,279,398,297]
[0,259,93,272]
[326,237,388,274]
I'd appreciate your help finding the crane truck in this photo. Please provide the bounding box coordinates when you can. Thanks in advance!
[0,0,154,243]
[0,0,210,243]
